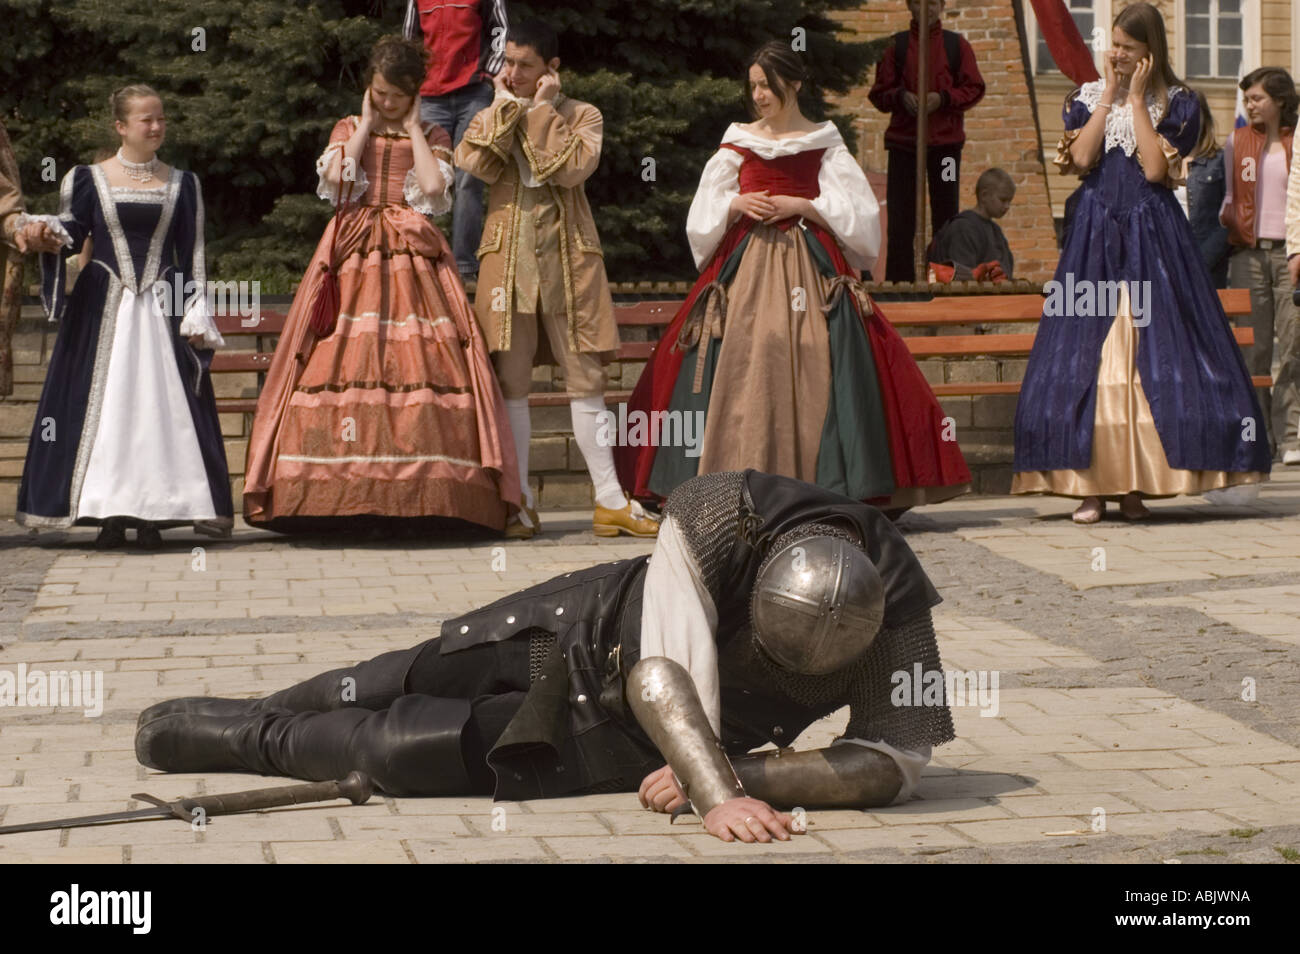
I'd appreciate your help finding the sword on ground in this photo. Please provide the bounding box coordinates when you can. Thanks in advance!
[0,771,374,835]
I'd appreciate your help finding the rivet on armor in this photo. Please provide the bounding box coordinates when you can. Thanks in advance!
[555,606,564,616]
[773,726,784,738]
[459,625,469,634]
[576,694,588,703]
[506,615,516,624]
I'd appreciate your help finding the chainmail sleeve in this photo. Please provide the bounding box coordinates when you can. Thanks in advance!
[661,471,746,597]
[844,608,955,752]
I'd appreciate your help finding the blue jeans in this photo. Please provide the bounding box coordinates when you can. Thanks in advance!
[420,82,495,276]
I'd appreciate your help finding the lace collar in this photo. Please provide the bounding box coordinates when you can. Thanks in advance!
[109,185,167,202]
[721,121,842,158]
[1077,79,1186,157]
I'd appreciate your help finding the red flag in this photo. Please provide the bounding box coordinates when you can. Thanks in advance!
[1030,0,1101,85]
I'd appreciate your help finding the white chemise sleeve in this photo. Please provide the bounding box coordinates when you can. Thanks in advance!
[810,144,881,272]
[638,515,722,737]
[12,213,75,249]
[403,158,455,215]
[685,148,744,270]
[316,142,371,204]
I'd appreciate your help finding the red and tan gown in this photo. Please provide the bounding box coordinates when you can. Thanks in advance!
[243,118,519,531]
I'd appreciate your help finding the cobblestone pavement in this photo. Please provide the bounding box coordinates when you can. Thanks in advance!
[1,472,1297,864]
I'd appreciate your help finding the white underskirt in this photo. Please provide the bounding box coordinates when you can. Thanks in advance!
[77,286,217,521]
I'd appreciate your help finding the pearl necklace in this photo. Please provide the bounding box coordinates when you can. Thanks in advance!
[117,149,159,183]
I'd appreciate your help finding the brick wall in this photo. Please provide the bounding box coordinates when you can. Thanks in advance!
[831,0,1061,283]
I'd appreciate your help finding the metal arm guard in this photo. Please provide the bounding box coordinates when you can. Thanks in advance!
[626,657,745,818]
[731,745,902,810]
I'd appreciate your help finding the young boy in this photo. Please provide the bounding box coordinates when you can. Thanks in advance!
[931,167,1016,281]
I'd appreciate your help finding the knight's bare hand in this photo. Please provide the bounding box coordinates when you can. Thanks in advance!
[637,765,686,813]
[703,797,798,843]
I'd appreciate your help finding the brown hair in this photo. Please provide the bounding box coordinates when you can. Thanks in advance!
[1186,88,1220,161]
[975,168,1016,198]
[1240,67,1299,130]
[364,35,428,97]
[1113,3,1183,112]
[109,84,162,124]
[744,41,807,120]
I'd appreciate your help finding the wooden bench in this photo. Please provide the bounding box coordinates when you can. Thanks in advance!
[210,287,1269,416]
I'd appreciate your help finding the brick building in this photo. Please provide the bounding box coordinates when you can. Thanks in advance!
[834,0,1300,272]
[833,0,1062,283]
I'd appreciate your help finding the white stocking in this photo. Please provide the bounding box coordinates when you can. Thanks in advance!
[570,396,628,510]
[504,398,535,513]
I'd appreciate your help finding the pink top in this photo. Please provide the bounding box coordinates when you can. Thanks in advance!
[1257,147,1288,239]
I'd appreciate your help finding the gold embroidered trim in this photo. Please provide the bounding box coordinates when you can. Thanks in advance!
[498,177,523,350]
[518,103,583,183]
[551,183,579,351]
[465,99,523,162]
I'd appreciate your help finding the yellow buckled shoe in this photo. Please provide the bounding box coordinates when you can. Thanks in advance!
[593,499,660,538]
[504,506,541,540]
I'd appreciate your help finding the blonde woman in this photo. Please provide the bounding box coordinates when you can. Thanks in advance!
[16,86,231,548]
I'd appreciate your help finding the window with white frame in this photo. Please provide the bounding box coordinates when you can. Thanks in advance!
[1033,0,1104,74]
[1184,0,1243,78]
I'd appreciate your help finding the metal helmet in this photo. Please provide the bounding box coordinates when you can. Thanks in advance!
[750,529,885,675]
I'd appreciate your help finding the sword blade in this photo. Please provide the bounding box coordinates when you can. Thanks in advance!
[0,806,176,836]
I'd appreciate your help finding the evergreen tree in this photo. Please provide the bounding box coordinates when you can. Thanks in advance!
[1,0,885,284]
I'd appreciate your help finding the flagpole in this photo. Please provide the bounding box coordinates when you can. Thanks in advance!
[913,0,930,283]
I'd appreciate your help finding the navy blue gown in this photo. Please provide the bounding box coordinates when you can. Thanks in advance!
[16,165,232,529]
[1013,82,1270,495]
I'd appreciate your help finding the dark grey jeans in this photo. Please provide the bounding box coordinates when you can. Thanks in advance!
[421,81,495,276]
[1228,244,1300,454]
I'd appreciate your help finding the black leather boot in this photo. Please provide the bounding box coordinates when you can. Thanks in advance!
[258,647,417,713]
[137,696,262,730]
[135,694,476,797]
[135,644,425,730]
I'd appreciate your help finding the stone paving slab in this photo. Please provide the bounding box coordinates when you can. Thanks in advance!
[2,473,1298,862]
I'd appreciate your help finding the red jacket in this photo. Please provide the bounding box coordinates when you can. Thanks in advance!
[868,18,985,150]
[404,0,509,98]
[1221,123,1295,248]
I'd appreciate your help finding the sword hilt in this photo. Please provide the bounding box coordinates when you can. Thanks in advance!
[168,771,374,818]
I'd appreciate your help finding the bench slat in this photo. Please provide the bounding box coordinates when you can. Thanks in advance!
[214,289,1254,337]
[902,325,1254,358]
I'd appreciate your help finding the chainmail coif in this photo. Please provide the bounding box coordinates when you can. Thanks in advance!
[754,524,953,751]
[666,474,954,752]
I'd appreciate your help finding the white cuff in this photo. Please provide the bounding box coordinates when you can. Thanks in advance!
[403,159,454,215]
[179,298,225,349]
[315,144,370,204]
[15,213,75,248]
